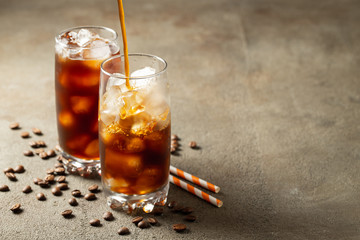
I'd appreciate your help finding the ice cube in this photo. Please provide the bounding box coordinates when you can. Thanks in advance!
[70,96,94,114]
[106,74,127,92]
[131,67,155,78]
[123,154,144,177]
[77,29,98,46]
[84,139,99,157]
[126,137,145,152]
[100,86,125,126]
[66,134,91,151]
[82,39,111,59]
[58,110,75,128]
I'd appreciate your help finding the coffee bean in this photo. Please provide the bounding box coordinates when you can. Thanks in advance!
[46,168,55,175]
[54,162,63,168]
[9,122,20,129]
[189,141,197,148]
[23,150,34,156]
[39,152,48,159]
[171,141,179,148]
[117,227,130,235]
[184,215,196,222]
[32,128,42,135]
[52,187,62,196]
[10,203,21,212]
[0,184,9,192]
[71,189,81,197]
[173,223,187,232]
[33,178,41,185]
[147,217,158,225]
[47,150,56,157]
[103,211,114,221]
[55,167,65,175]
[56,155,63,162]
[36,140,46,147]
[3,167,14,173]
[44,174,55,183]
[168,200,177,208]
[68,198,78,206]
[89,219,101,226]
[21,131,30,138]
[36,193,46,201]
[84,193,96,201]
[38,180,49,188]
[61,209,72,218]
[55,145,61,152]
[152,207,163,215]
[138,220,150,229]
[29,141,39,148]
[57,183,68,190]
[88,184,99,193]
[56,176,66,183]
[14,165,25,173]
[170,147,177,154]
[34,148,45,155]
[181,207,194,214]
[172,205,184,213]
[22,185,32,193]
[171,134,179,140]
[6,172,17,181]
[131,216,143,225]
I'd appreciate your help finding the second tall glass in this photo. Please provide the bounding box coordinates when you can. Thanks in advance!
[55,26,119,177]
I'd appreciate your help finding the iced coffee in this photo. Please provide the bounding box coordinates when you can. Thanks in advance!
[55,26,119,176]
[99,54,170,212]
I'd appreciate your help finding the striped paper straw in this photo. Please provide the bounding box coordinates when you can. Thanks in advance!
[170,165,220,193]
[169,175,223,208]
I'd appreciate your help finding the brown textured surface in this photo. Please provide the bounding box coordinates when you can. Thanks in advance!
[0,0,360,239]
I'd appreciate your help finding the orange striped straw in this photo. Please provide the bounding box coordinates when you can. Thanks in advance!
[170,165,220,193]
[169,175,223,208]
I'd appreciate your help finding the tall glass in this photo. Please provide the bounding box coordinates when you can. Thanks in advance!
[99,54,170,212]
[55,26,119,177]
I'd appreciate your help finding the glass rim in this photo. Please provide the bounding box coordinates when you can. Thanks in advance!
[55,26,118,50]
[100,53,168,80]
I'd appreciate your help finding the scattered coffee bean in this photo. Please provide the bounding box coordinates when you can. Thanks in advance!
[57,183,68,190]
[171,134,178,140]
[181,207,194,214]
[68,198,78,206]
[152,207,163,215]
[3,167,14,173]
[173,223,187,232]
[147,217,158,225]
[71,189,81,197]
[88,184,99,193]
[61,209,72,218]
[23,150,34,156]
[138,220,150,229]
[46,168,55,175]
[0,184,9,192]
[10,203,21,213]
[55,167,65,175]
[39,152,48,159]
[189,141,197,148]
[20,131,30,138]
[38,180,49,188]
[56,155,63,162]
[5,172,17,181]
[52,187,62,196]
[55,145,61,152]
[170,147,177,154]
[34,148,45,155]
[22,185,32,193]
[36,140,46,147]
[84,193,96,201]
[33,178,41,185]
[14,165,25,173]
[44,174,55,183]
[9,122,20,129]
[32,128,42,135]
[47,150,56,157]
[54,162,63,168]
[36,193,46,201]
[184,215,196,222]
[167,200,177,208]
[117,227,130,235]
[172,205,184,213]
[56,176,66,183]
[89,219,101,226]
[103,211,114,221]
[29,141,38,148]
[132,216,143,225]
[171,141,179,148]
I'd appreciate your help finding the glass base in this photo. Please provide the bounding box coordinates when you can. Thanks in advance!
[106,181,169,213]
[60,149,100,178]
